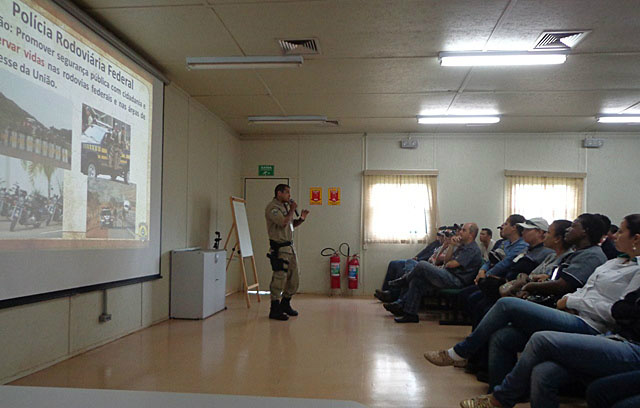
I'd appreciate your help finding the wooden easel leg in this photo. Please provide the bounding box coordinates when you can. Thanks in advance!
[239,256,251,308]
[250,256,261,303]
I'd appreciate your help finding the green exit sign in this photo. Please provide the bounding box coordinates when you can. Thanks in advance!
[258,165,274,176]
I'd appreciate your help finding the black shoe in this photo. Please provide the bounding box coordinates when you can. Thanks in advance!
[476,371,489,384]
[269,300,289,321]
[374,290,394,303]
[280,297,298,316]
[388,277,407,288]
[394,314,419,323]
[383,302,405,317]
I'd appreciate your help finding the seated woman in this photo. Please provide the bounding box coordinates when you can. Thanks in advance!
[459,262,640,408]
[424,214,639,390]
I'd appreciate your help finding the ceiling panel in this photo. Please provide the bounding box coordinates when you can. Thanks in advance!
[465,54,640,92]
[164,64,268,95]
[453,91,640,117]
[75,0,640,135]
[275,92,455,118]
[213,0,508,57]
[259,58,466,94]
[485,0,640,53]
[193,95,283,118]
[88,6,240,64]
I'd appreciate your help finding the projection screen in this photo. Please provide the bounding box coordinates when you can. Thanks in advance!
[0,0,164,305]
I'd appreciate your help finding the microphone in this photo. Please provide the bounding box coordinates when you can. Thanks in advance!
[289,199,300,217]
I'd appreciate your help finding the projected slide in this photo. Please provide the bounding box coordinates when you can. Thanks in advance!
[0,0,153,249]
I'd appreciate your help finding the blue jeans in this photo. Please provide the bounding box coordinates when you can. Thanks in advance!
[453,297,599,358]
[492,332,640,408]
[586,370,640,408]
[488,327,528,391]
[382,259,417,299]
[398,261,463,315]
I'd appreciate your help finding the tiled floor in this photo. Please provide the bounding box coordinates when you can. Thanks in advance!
[11,294,583,407]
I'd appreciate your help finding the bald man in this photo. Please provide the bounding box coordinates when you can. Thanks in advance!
[385,223,483,323]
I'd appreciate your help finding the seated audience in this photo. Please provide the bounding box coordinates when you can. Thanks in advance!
[460,233,640,408]
[479,228,496,263]
[382,223,482,323]
[499,219,573,297]
[374,229,445,302]
[602,222,623,260]
[424,214,632,393]
[517,214,608,299]
[476,215,529,283]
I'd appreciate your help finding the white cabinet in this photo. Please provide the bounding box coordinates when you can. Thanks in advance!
[170,249,226,319]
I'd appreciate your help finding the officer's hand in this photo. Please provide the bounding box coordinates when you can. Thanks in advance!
[301,209,309,220]
[289,200,298,212]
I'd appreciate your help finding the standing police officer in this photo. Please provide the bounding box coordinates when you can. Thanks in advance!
[265,184,309,321]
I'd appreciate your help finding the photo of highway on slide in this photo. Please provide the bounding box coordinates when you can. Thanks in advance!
[86,178,136,240]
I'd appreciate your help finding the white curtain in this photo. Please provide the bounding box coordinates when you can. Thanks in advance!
[364,174,438,244]
[505,175,584,222]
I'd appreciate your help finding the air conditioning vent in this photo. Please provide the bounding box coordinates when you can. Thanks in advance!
[534,30,590,49]
[278,38,320,55]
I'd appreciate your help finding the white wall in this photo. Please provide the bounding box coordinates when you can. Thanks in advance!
[241,132,640,297]
[0,83,243,383]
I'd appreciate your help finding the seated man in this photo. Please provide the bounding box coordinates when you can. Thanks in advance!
[424,213,616,387]
[374,228,445,302]
[383,223,483,323]
[479,228,496,263]
[459,215,529,327]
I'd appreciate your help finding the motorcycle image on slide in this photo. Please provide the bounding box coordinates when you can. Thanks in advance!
[46,194,63,226]
[9,191,50,232]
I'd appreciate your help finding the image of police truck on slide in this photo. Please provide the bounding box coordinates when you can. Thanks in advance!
[81,123,130,184]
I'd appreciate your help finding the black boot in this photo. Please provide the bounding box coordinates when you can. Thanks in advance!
[269,300,289,321]
[280,297,298,316]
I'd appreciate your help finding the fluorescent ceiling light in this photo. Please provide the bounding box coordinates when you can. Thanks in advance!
[417,115,501,125]
[439,51,567,66]
[597,115,640,124]
[186,56,303,70]
[248,116,338,125]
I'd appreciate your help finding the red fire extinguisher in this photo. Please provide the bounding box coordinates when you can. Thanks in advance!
[348,254,360,289]
[321,247,342,289]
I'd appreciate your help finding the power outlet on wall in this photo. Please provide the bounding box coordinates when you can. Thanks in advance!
[99,313,112,323]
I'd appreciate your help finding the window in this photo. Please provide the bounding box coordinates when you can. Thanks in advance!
[505,171,585,222]
[363,171,438,244]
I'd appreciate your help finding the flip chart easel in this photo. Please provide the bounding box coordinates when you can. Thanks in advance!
[224,196,260,308]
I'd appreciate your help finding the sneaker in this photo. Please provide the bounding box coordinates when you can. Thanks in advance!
[460,395,501,408]
[424,350,465,367]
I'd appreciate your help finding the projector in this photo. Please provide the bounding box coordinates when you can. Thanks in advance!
[400,139,419,149]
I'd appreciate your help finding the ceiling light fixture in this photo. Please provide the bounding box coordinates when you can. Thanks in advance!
[597,115,640,124]
[417,115,501,125]
[438,51,568,66]
[186,56,303,70]
[248,116,338,125]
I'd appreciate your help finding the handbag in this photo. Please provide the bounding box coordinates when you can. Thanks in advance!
[499,273,530,298]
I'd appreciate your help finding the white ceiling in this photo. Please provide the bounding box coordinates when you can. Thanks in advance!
[77,0,640,135]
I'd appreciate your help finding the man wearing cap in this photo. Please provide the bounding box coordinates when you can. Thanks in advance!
[507,218,556,281]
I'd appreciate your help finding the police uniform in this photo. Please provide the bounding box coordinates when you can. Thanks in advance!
[265,198,299,301]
